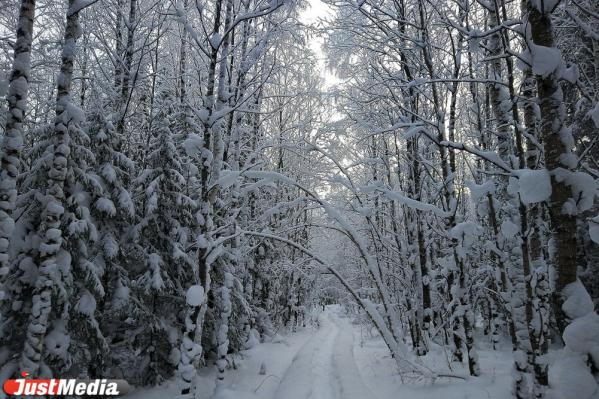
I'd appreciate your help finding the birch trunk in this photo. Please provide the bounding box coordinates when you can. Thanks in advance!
[0,0,36,285]
[20,0,82,376]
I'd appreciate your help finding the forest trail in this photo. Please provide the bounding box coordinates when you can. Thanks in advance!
[273,306,377,399]
[2,0,596,396]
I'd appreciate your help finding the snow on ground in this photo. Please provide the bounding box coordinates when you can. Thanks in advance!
[354,327,513,399]
[272,305,376,399]
[124,305,515,399]
[272,309,341,399]
[123,320,314,399]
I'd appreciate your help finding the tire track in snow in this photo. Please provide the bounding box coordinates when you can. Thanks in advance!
[272,311,338,399]
[309,313,339,399]
[273,307,377,399]
[330,312,379,399]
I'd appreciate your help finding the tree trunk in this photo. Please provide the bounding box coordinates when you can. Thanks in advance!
[0,0,36,282]
[526,0,577,337]
[20,0,82,376]
[116,0,137,137]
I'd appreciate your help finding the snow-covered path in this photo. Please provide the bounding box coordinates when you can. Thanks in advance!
[123,305,513,399]
[274,307,377,399]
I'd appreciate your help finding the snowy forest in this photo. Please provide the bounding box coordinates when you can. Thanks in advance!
[0,0,598,398]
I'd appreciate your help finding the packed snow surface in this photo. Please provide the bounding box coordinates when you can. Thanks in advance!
[123,306,515,399]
